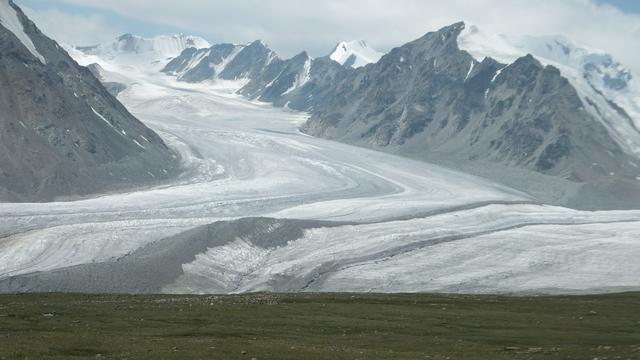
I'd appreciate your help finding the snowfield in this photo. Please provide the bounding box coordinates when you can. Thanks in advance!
[1,47,639,294]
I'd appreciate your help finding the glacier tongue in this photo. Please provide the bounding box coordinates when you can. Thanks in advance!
[0,0,45,63]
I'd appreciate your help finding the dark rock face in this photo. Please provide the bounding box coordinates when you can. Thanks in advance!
[163,44,241,82]
[219,40,276,81]
[163,40,283,84]
[240,51,313,103]
[0,1,180,202]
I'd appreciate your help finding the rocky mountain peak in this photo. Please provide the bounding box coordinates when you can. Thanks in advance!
[0,1,180,201]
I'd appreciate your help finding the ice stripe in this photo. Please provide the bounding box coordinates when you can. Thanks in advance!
[91,106,113,127]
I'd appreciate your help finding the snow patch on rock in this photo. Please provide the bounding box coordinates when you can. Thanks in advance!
[0,0,46,63]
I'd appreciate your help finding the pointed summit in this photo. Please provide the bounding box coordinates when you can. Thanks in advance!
[248,39,270,49]
[329,40,383,68]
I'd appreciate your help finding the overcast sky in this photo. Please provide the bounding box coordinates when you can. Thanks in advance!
[14,0,640,73]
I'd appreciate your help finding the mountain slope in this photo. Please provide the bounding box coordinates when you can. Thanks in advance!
[303,24,635,178]
[459,25,640,158]
[162,40,282,85]
[0,0,180,202]
[162,43,243,82]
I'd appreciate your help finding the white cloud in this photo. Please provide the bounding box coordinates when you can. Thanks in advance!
[24,0,640,73]
[21,6,119,46]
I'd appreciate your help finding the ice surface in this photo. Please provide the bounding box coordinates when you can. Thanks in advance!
[166,205,640,294]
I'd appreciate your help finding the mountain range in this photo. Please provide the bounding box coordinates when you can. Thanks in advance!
[3,0,640,209]
[87,22,640,209]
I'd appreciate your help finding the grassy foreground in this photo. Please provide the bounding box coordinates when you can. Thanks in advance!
[0,293,639,359]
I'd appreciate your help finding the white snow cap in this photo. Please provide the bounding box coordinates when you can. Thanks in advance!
[0,0,46,63]
[457,22,522,65]
[329,40,384,68]
[84,33,210,59]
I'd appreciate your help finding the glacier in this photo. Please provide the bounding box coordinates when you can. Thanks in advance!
[0,29,639,294]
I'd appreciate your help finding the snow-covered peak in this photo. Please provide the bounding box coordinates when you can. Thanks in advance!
[79,33,210,61]
[457,22,640,157]
[507,34,640,155]
[457,22,522,65]
[0,0,46,63]
[506,34,633,92]
[329,40,383,68]
[458,22,633,93]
